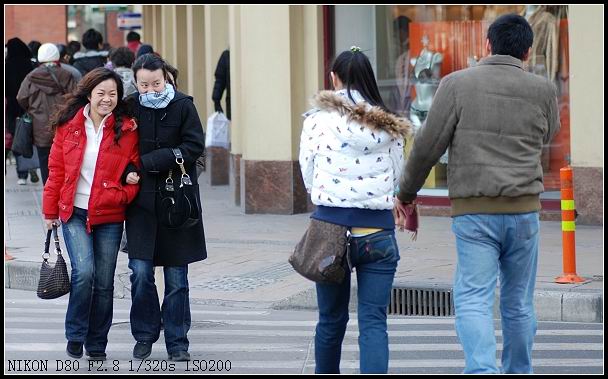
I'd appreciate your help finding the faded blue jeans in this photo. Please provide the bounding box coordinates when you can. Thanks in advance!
[452,212,540,374]
[62,207,123,353]
[315,229,400,374]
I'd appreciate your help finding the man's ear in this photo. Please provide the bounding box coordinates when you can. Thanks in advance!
[485,39,492,55]
[522,47,532,61]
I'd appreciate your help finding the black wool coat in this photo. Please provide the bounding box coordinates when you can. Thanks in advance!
[125,91,207,266]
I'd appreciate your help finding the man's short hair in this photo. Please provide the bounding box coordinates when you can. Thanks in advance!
[82,28,103,50]
[487,14,533,60]
[110,46,135,68]
[127,31,141,42]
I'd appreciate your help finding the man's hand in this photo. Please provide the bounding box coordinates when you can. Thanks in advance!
[126,172,140,185]
[393,199,411,232]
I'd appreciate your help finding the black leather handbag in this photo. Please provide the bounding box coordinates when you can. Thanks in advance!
[37,225,70,300]
[11,114,34,158]
[157,148,201,229]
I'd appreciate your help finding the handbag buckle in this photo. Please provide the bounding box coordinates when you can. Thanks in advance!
[165,176,175,192]
[181,174,192,186]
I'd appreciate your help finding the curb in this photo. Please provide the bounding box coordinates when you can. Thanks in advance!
[5,260,603,323]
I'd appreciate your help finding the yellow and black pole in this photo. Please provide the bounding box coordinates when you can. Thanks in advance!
[555,166,586,284]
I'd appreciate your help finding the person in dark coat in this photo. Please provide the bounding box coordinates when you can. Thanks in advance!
[17,43,77,185]
[5,37,35,182]
[73,29,108,76]
[211,49,230,119]
[124,53,206,362]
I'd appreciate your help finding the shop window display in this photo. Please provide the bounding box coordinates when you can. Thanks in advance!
[346,5,571,191]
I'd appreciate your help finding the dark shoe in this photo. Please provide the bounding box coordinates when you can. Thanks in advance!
[168,350,190,362]
[86,351,107,361]
[133,341,152,360]
[66,341,83,359]
[29,169,39,183]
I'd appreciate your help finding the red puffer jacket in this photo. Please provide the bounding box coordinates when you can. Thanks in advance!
[43,106,140,232]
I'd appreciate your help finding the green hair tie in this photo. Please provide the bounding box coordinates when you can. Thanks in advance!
[350,45,361,53]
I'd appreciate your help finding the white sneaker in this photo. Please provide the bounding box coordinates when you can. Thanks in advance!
[17,178,27,185]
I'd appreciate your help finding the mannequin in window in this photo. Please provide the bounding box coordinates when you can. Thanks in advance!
[525,5,558,172]
[409,35,443,130]
[391,16,413,117]
[525,5,558,82]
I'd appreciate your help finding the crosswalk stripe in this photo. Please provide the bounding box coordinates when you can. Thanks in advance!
[4,307,270,316]
[4,327,605,338]
[4,341,603,353]
[4,318,603,336]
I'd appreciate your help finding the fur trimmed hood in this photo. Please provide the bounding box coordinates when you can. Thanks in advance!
[311,90,411,139]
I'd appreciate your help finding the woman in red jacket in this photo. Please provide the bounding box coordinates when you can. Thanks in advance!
[43,67,140,361]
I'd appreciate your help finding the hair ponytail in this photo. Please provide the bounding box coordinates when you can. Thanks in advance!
[331,50,392,114]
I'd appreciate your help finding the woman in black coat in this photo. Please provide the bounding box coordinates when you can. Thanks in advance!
[124,53,206,362]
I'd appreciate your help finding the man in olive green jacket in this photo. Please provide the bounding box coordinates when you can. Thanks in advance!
[395,14,560,374]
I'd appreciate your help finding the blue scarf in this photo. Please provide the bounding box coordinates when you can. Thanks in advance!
[139,83,175,109]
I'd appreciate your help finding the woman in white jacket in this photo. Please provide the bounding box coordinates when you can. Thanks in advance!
[299,47,411,374]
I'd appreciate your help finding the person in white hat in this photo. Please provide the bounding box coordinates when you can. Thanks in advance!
[17,42,77,184]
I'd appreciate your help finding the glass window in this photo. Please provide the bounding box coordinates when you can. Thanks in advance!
[334,5,570,192]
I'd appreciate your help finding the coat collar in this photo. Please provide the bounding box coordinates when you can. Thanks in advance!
[478,54,525,70]
[70,105,136,132]
[311,90,411,139]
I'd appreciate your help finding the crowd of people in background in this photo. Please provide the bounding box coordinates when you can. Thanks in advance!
[5,30,158,186]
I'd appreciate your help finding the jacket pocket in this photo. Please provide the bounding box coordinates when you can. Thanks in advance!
[96,180,127,209]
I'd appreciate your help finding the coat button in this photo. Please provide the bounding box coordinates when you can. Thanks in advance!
[103,182,107,187]
[62,205,66,210]
[75,131,79,135]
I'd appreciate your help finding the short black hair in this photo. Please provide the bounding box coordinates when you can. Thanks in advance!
[28,40,41,56]
[56,44,67,59]
[110,47,135,68]
[127,31,141,42]
[82,28,103,50]
[67,40,81,55]
[487,14,533,60]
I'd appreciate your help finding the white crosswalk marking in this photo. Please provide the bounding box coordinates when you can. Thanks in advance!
[4,291,604,374]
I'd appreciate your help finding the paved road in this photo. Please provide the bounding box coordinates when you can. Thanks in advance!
[4,289,603,374]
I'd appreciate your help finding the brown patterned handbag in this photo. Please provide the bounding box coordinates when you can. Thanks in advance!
[289,219,351,284]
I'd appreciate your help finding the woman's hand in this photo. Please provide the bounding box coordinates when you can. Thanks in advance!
[126,172,140,185]
[45,219,60,230]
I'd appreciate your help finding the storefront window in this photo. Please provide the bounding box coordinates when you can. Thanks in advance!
[334,5,570,192]
[67,5,107,43]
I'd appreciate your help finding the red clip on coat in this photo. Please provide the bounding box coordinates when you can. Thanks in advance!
[43,106,140,232]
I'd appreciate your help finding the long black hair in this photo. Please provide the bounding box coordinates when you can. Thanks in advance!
[49,67,133,144]
[331,50,390,113]
[132,53,178,89]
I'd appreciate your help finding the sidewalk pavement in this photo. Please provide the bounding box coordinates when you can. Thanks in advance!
[4,163,603,323]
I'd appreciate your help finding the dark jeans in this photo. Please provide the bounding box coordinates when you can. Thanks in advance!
[62,207,122,353]
[36,145,51,185]
[129,259,191,354]
[315,229,400,374]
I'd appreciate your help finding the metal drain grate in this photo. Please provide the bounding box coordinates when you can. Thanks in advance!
[389,287,455,316]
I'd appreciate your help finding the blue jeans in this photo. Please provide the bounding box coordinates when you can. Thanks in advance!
[62,207,122,353]
[452,213,540,374]
[315,229,400,374]
[129,259,191,354]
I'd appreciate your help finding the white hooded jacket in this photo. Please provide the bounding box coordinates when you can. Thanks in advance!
[299,90,411,210]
